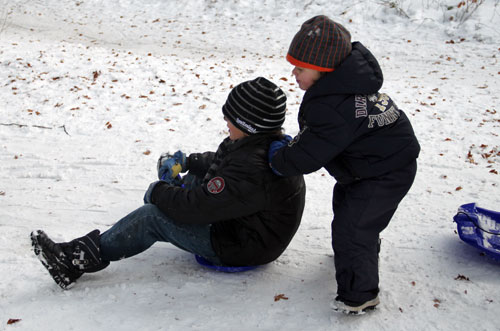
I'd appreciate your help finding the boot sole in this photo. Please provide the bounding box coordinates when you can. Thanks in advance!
[333,296,380,315]
[30,230,76,290]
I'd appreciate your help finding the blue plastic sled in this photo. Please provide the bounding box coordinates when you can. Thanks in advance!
[453,203,500,261]
[194,255,258,273]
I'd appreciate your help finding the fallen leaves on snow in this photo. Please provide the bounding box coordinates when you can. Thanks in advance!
[274,294,288,302]
[7,319,21,325]
[455,274,470,281]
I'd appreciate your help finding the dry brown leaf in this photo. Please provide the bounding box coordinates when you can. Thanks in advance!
[7,319,21,325]
[274,294,289,302]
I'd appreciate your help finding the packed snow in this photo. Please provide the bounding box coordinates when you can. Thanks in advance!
[1,1,499,330]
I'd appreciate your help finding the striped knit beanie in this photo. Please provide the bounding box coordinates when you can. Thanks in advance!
[222,77,286,135]
[287,15,352,72]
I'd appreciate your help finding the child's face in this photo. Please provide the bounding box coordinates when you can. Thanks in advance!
[224,117,248,140]
[292,66,322,90]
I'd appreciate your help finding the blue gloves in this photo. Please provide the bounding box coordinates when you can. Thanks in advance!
[157,150,187,183]
[268,135,292,176]
[145,151,187,204]
[146,151,187,204]
[144,181,161,204]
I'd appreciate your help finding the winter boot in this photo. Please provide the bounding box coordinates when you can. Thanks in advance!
[31,229,110,289]
[332,295,380,315]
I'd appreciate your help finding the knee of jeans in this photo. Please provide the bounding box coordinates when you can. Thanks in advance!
[141,203,163,216]
[140,204,175,229]
[123,204,167,232]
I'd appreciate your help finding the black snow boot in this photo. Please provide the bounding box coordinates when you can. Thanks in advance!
[31,229,110,289]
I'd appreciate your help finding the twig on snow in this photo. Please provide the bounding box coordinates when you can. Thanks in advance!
[0,123,70,135]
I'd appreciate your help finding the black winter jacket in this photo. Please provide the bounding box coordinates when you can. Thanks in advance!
[151,134,306,266]
[271,42,420,184]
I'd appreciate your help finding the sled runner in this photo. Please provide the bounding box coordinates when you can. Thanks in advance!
[194,255,258,273]
[453,203,500,261]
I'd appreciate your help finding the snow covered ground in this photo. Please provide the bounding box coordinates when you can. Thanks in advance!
[1,0,499,330]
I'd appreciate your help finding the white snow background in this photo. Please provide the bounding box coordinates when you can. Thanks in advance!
[1,0,499,330]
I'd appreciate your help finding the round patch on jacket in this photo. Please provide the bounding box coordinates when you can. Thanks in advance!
[207,177,225,194]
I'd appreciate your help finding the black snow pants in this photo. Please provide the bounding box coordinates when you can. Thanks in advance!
[331,160,417,304]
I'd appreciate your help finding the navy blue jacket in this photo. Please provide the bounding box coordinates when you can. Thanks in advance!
[271,42,420,184]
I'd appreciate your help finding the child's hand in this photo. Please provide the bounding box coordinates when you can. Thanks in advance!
[268,135,292,159]
[268,135,292,175]
[157,150,187,180]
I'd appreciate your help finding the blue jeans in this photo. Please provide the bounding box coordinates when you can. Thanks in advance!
[99,175,222,265]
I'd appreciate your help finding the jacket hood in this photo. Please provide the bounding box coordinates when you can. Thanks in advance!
[304,42,384,99]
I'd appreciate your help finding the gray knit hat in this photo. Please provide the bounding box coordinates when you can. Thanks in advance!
[287,15,352,72]
[222,77,286,135]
